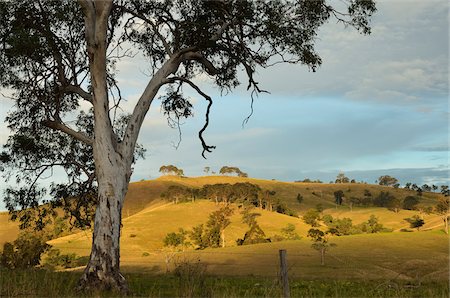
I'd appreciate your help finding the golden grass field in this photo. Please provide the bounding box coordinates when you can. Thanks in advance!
[2,175,448,282]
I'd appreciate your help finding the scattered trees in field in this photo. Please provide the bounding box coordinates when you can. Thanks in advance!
[160,165,184,176]
[0,0,377,290]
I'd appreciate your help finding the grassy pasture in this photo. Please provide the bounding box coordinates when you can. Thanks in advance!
[1,269,448,297]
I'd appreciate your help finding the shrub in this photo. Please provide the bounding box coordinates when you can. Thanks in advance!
[0,232,50,269]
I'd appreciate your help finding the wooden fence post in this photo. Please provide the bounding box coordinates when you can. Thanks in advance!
[279,249,290,298]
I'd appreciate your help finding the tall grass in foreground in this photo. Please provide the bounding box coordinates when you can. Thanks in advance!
[0,269,448,297]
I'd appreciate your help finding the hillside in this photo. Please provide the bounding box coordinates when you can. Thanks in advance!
[1,175,446,249]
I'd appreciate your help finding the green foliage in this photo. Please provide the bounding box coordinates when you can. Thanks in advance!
[296,193,303,204]
[163,228,189,249]
[302,209,321,227]
[358,215,391,233]
[280,224,302,240]
[0,232,50,269]
[161,185,192,204]
[378,175,399,187]
[307,228,336,266]
[403,196,420,210]
[159,165,184,176]
[334,190,344,205]
[335,173,350,183]
[323,216,353,236]
[237,208,269,245]
[190,207,234,249]
[44,248,88,269]
[219,166,248,177]
[404,215,425,231]
[173,259,208,298]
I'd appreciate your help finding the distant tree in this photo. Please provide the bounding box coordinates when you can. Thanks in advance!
[260,189,276,211]
[333,190,344,206]
[190,206,234,249]
[363,215,385,233]
[378,175,398,187]
[404,215,425,231]
[362,189,373,206]
[335,172,349,183]
[440,185,449,197]
[373,191,395,208]
[403,196,420,210]
[159,165,184,176]
[205,206,234,248]
[161,185,190,204]
[404,183,412,190]
[219,166,247,177]
[315,203,324,214]
[163,228,189,250]
[348,197,361,212]
[203,167,210,175]
[323,215,353,236]
[237,208,268,245]
[434,197,449,234]
[307,228,336,266]
[302,209,321,227]
[296,193,304,205]
[232,182,261,207]
[280,224,302,240]
[431,185,438,192]
[387,196,403,213]
[350,179,356,183]
[421,184,431,192]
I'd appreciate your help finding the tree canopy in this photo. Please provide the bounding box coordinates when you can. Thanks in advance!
[0,0,376,292]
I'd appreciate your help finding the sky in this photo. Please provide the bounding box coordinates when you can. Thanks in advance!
[0,0,448,209]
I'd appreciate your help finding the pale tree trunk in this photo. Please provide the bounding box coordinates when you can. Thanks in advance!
[320,248,325,266]
[221,229,225,248]
[76,0,184,292]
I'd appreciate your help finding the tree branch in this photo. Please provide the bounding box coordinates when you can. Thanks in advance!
[64,85,93,103]
[166,76,216,158]
[42,120,94,146]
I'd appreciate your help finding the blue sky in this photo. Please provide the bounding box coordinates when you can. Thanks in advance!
[0,0,448,209]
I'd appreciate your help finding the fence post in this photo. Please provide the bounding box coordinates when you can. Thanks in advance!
[279,249,290,298]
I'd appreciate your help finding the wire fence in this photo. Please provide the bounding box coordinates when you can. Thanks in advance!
[48,245,448,281]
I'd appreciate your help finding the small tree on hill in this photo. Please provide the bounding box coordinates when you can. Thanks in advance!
[307,228,336,266]
[333,190,344,206]
[335,172,350,183]
[237,207,268,245]
[302,209,321,227]
[159,165,184,176]
[378,175,398,187]
[404,215,425,231]
[435,197,449,234]
[403,196,420,210]
[296,193,303,205]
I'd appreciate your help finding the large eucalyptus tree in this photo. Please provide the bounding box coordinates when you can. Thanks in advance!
[0,0,376,292]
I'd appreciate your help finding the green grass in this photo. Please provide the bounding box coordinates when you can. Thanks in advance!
[1,269,448,297]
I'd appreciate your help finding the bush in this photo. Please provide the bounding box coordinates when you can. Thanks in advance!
[173,258,209,297]
[0,232,50,269]
[45,249,88,269]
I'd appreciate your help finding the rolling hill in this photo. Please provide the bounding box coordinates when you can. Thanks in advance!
[2,175,448,281]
